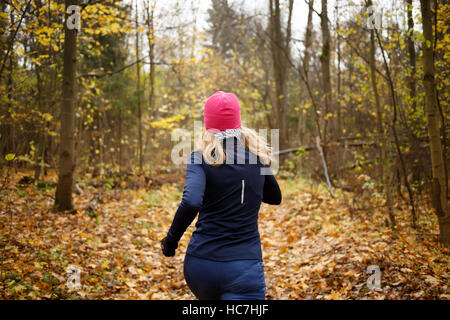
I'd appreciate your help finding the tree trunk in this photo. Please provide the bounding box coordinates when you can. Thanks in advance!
[303,0,314,78]
[335,1,342,136]
[420,0,449,245]
[146,2,155,120]
[145,1,156,166]
[0,1,6,55]
[367,0,395,227]
[34,2,46,182]
[268,0,291,150]
[135,0,143,171]
[2,6,17,165]
[406,0,417,114]
[118,107,123,173]
[299,0,314,142]
[7,9,15,161]
[55,0,78,211]
[320,0,332,148]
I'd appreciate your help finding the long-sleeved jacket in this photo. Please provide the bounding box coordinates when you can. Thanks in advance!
[166,137,282,261]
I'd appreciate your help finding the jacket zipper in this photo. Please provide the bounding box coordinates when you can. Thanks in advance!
[241,179,245,204]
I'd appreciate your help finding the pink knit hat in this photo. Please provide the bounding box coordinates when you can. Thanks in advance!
[204,91,241,132]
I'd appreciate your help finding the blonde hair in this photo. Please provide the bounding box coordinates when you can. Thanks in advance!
[199,126,273,167]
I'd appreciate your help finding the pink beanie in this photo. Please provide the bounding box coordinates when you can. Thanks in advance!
[204,91,241,132]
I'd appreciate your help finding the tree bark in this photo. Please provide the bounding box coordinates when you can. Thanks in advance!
[145,1,156,164]
[320,0,332,144]
[135,0,143,171]
[367,0,395,227]
[55,0,78,211]
[335,1,342,136]
[302,0,314,78]
[299,0,315,142]
[6,7,15,162]
[420,0,449,245]
[146,3,156,122]
[268,0,292,150]
[406,0,417,114]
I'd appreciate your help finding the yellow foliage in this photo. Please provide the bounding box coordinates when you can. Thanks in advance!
[150,114,186,129]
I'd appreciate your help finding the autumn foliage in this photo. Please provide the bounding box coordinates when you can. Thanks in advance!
[0,0,449,300]
[0,170,448,299]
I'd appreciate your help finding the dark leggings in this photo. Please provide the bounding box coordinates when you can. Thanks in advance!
[183,254,266,300]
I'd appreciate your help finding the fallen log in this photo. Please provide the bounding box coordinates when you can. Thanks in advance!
[275,140,375,156]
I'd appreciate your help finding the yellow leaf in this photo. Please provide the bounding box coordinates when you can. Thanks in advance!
[101,259,110,270]
[42,113,53,122]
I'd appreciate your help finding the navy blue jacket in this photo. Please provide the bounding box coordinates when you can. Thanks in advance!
[166,137,282,261]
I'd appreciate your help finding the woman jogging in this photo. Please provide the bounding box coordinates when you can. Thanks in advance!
[160,91,282,300]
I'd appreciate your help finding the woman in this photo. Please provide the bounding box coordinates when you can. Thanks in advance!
[161,91,282,300]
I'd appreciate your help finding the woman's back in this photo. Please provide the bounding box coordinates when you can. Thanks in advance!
[187,137,266,261]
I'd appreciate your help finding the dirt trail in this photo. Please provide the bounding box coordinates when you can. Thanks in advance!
[0,175,448,299]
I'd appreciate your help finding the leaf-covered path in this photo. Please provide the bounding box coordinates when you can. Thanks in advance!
[0,172,448,299]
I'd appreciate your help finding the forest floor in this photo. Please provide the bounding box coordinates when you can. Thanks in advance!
[0,170,449,300]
